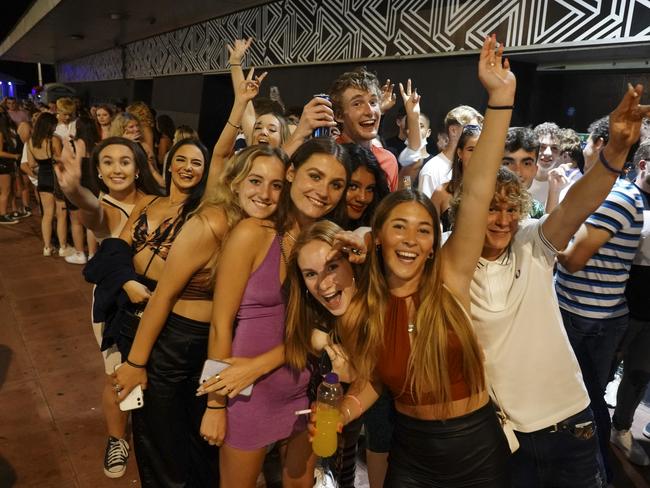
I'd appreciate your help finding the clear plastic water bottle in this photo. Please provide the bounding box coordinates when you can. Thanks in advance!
[312,372,343,457]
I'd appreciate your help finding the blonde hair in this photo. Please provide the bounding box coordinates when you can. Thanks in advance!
[56,97,75,115]
[198,144,290,230]
[449,167,532,225]
[285,221,346,370]
[173,125,198,145]
[127,101,154,128]
[340,190,485,417]
[444,105,483,131]
[110,112,140,138]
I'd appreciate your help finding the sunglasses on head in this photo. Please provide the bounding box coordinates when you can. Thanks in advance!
[463,124,482,133]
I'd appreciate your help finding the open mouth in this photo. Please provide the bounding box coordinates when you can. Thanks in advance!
[359,120,376,130]
[348,203,366,213]
[395,250,418,263]
[321,290,342,308]
[251,199,271,209]
[179,173,194,181]
[109,177,126,184]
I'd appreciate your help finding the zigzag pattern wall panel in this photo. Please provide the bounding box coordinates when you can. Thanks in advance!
[58,0,650,82]
[57,48,123,83]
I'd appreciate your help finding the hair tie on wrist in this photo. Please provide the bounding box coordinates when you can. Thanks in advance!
[599,151,624,176]
[206,405,226,410]
[486,104,514,110]
[227,120,242,130]
[126,359,146,369]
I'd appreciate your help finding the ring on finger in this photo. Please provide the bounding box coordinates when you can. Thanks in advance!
[351,248,362,256]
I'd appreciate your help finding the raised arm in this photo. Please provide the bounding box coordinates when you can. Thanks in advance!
[114,211,225,400]
[282,96,337,157]
[442,36,516,298]
[55,138,110,234]
[228,38,256,142]
[543,84,650,251]
[208,68,267,180]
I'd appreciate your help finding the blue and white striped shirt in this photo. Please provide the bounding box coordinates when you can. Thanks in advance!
[555,179,644,319]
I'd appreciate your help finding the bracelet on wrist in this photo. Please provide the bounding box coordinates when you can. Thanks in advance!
[227,120,242,130]
[486,104,514,110]
[206,405,226,410]
[598,151,624,176]
[126,358,146,369]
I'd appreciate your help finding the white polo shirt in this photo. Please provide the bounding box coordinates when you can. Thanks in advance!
[469,216,589,432]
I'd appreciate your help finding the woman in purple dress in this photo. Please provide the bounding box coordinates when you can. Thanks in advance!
[199,138,351,487]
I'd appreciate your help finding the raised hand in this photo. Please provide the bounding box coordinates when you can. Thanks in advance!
[236,67,268,104]
[548,167,569,192]
[379,79,396,114]
[398,79,421,116]
[227,38,253,66]
[607,84,650,153]
[54,137,84,194]
[478,35,516,105]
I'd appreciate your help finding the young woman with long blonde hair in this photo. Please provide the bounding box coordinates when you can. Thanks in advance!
[330,36,516,487]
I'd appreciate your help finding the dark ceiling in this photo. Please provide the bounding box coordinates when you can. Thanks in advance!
[0,0,272,64]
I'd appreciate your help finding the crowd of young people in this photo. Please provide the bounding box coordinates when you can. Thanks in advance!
[5,34,650,488]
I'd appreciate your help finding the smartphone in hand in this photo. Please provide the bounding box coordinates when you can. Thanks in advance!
[199,359,253,396]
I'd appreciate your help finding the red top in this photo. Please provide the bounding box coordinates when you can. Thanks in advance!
[376,294,471,405]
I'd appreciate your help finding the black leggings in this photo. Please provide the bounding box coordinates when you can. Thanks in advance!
[384,402,511,488]
[132,312,219,487]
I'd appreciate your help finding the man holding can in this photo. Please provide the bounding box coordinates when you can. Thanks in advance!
[329,68,399,191]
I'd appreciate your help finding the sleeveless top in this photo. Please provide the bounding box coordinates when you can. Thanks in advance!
[376,293,472,405]
[96,193,135,241]
[131,197,183,261]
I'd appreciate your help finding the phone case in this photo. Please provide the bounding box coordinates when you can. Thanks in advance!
[114,363,145,411]
[199,359,253,396]
[119,384,144,411]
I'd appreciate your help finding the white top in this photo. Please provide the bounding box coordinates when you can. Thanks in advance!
[418,152,451,197]
[528,178,549,207]
[55,120,77,141]
[469,216,589,432]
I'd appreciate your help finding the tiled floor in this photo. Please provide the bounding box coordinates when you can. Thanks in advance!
[1,214,649,487]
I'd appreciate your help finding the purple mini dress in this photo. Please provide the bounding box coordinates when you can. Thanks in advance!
[225,236,310,450]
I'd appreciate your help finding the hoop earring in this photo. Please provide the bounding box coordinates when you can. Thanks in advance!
[135,174,139,179]
[97,174,103,179]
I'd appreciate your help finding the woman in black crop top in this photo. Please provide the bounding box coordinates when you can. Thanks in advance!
[332,37,515,487]
[112,73,284,487]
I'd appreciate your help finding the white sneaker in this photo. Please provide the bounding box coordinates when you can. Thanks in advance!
[58,245,73,257]
[643,422,650,440]
[65,251,87,265]
[605,375,621,408]
[611,426,650,466]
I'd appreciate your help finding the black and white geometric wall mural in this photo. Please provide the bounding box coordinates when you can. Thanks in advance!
[57,0,650,83]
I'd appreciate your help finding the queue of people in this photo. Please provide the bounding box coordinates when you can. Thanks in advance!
[5,34,650,488]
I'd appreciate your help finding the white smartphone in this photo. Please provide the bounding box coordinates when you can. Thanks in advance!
[199,359,253,397]
[114,363,145,411]
[119,384,144,411]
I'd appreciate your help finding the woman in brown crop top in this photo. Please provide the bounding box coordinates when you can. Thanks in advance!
[111,61,282,488]
[332,36,515,487]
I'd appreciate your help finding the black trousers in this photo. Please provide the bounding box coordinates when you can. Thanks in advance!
[132,312,219,487]
[384,402,511,488]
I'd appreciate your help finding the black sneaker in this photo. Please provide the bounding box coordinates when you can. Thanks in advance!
[0,214,18,225]
[104,436,129,478]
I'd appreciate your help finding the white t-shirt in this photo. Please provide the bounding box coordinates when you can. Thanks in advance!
[418,152,451,197]
[528,177,549,207]
[55,120,77,141]
[469,217,589,432]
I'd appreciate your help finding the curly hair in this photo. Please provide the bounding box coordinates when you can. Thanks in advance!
[533,122,560,142]
[127,101,154,128]
[586,116,609,145]
[505,127,539,157]
[449,166,532,225]
[444,105,483,131]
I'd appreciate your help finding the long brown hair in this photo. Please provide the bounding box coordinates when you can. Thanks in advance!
[340,190,485,416]
[285,220,349,370]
